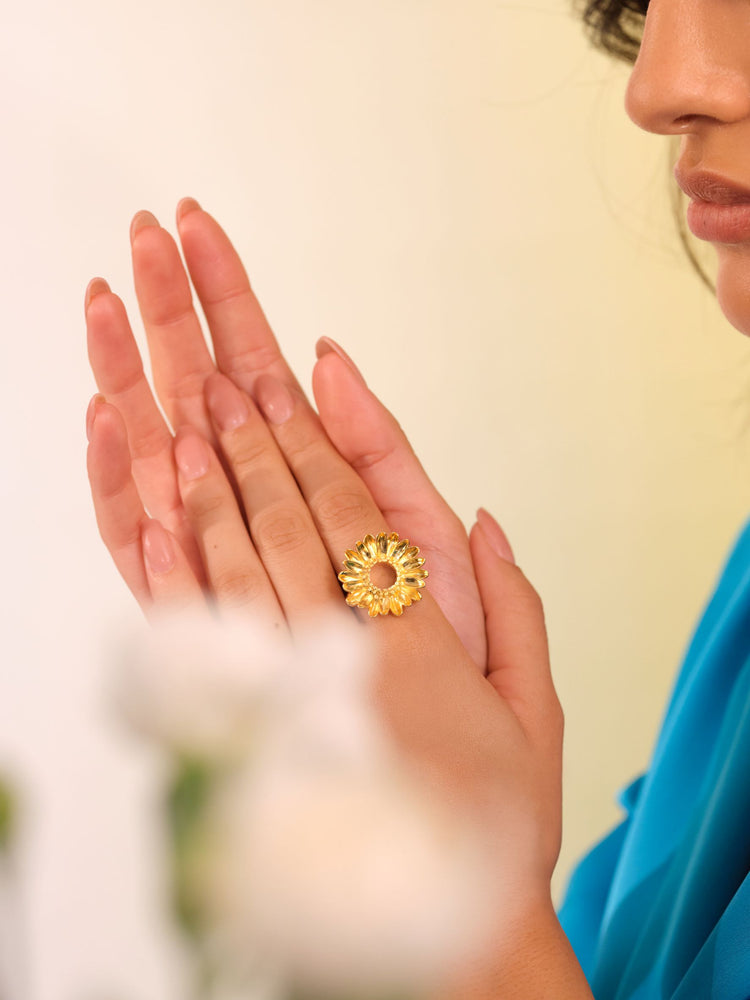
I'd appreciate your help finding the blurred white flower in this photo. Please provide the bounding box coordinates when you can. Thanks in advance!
[115,610,496,999]
[115,611,281,761]
[264,615,388,773]
[115,612,375,764]
[207,755,495,998]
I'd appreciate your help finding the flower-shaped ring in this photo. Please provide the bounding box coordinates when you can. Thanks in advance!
[338,532,428,617]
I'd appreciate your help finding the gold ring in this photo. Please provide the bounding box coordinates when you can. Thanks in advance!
[338,532,428,617]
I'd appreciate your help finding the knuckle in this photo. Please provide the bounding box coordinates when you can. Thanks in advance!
[204,284,251,309]
[406,518,471,576]
[445,509,468,539]
[550,696,565,733]
[185,489,226,523]
[515,570,545,615]
[313,482,374,533]
[130,422,173,463]
[282,428,324,469]
[104,521,141,554]
[350,442,396,475]
[252,505,310,556]
[95,476,131,506]
[167,369,207,404]
[225,338,280,380]
[152,303,195,331]
[228,437,270,479]
[541,695,565,747]
[211,567,264,605]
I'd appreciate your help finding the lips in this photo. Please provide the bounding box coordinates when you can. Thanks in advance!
[675,166,750,243]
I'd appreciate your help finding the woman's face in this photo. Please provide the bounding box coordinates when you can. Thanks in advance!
[626,0,750,334]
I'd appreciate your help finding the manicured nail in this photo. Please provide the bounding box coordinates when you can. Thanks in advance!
[177,197,201,222]
[130,210,159,242]
[476,508,516,564]
[84,277,110,311]
[142,519,176,575]
[174,431,211,481]
[85,393,105,442]
[315,337,367,386]
[254,373,295,425]
[205,373,250,432]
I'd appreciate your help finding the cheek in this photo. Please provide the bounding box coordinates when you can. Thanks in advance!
[714,246,750,336]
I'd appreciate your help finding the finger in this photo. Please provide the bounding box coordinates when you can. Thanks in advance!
[250,371,461,643]
[204,373,345,624]
[175,203,366,557]
[173,426,286,628]
[129,211,215,436]
[252,371,394,571]
[85,279,205,584]
[86,395,152,609]
[141,518,206,615]
[313,342,487,667]
[469,513,561,741]
[86,279,173,483]
[175,200,306,396]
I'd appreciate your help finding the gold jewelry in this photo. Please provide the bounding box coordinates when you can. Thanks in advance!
[338,532,428,617]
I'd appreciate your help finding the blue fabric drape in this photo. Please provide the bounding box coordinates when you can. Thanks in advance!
[559,522,750,999]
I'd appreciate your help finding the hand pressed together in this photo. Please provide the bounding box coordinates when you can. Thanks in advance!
[85,198,489,662]
[85,201,591,998]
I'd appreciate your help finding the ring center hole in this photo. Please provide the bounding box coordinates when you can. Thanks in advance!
[370,561,397,588]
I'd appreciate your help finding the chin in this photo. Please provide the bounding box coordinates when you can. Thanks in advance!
[714,246,750,337]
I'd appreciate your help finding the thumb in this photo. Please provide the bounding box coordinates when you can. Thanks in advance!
[469,510,561,740]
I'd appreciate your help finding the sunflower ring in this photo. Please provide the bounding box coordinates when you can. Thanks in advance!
[338,532,428,617]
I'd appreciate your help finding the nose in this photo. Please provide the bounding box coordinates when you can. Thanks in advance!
[625,0,750,134]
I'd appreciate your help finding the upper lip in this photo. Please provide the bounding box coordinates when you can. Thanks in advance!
[675,166,750,204]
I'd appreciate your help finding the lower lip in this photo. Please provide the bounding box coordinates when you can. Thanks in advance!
[687,199,750,244]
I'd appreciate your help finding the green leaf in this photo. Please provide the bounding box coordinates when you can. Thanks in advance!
[166,757,216,942]
[167,758,214,849]
[0,777,16,853]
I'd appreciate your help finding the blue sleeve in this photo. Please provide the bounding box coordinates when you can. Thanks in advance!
[556,519,750,999]
[558,776,644,979]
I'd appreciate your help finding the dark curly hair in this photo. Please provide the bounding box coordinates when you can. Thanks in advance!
[580,0,649,63]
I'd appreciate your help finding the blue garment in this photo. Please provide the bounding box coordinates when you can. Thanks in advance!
[559,521,750,999]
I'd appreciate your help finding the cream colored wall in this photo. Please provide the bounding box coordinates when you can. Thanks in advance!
[2,0,750,995]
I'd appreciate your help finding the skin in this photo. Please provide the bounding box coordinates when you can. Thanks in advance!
[626,0,750,335]
[87,0,750,986]
[86,199,588,996]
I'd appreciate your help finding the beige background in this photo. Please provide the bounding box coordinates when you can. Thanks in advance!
[2,0,750,997]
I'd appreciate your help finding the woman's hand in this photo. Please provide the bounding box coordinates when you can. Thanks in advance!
[85,203,593,995]
[85,195,563,866]
[88,272,560,843]
[85,199,489,665]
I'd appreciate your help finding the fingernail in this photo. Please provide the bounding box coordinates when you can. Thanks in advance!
[315,337,367,386]
[85,277,110,311]
[174,431,211,481]
[177,197,201,222]
[205,373,250,432]
[130,210,159,242]
[254,373,295,425]
[476,508,516,564]
[142,519,176,575]
[86,393,105,442]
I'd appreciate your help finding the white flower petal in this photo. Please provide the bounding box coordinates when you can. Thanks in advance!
[209,763,496,996]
